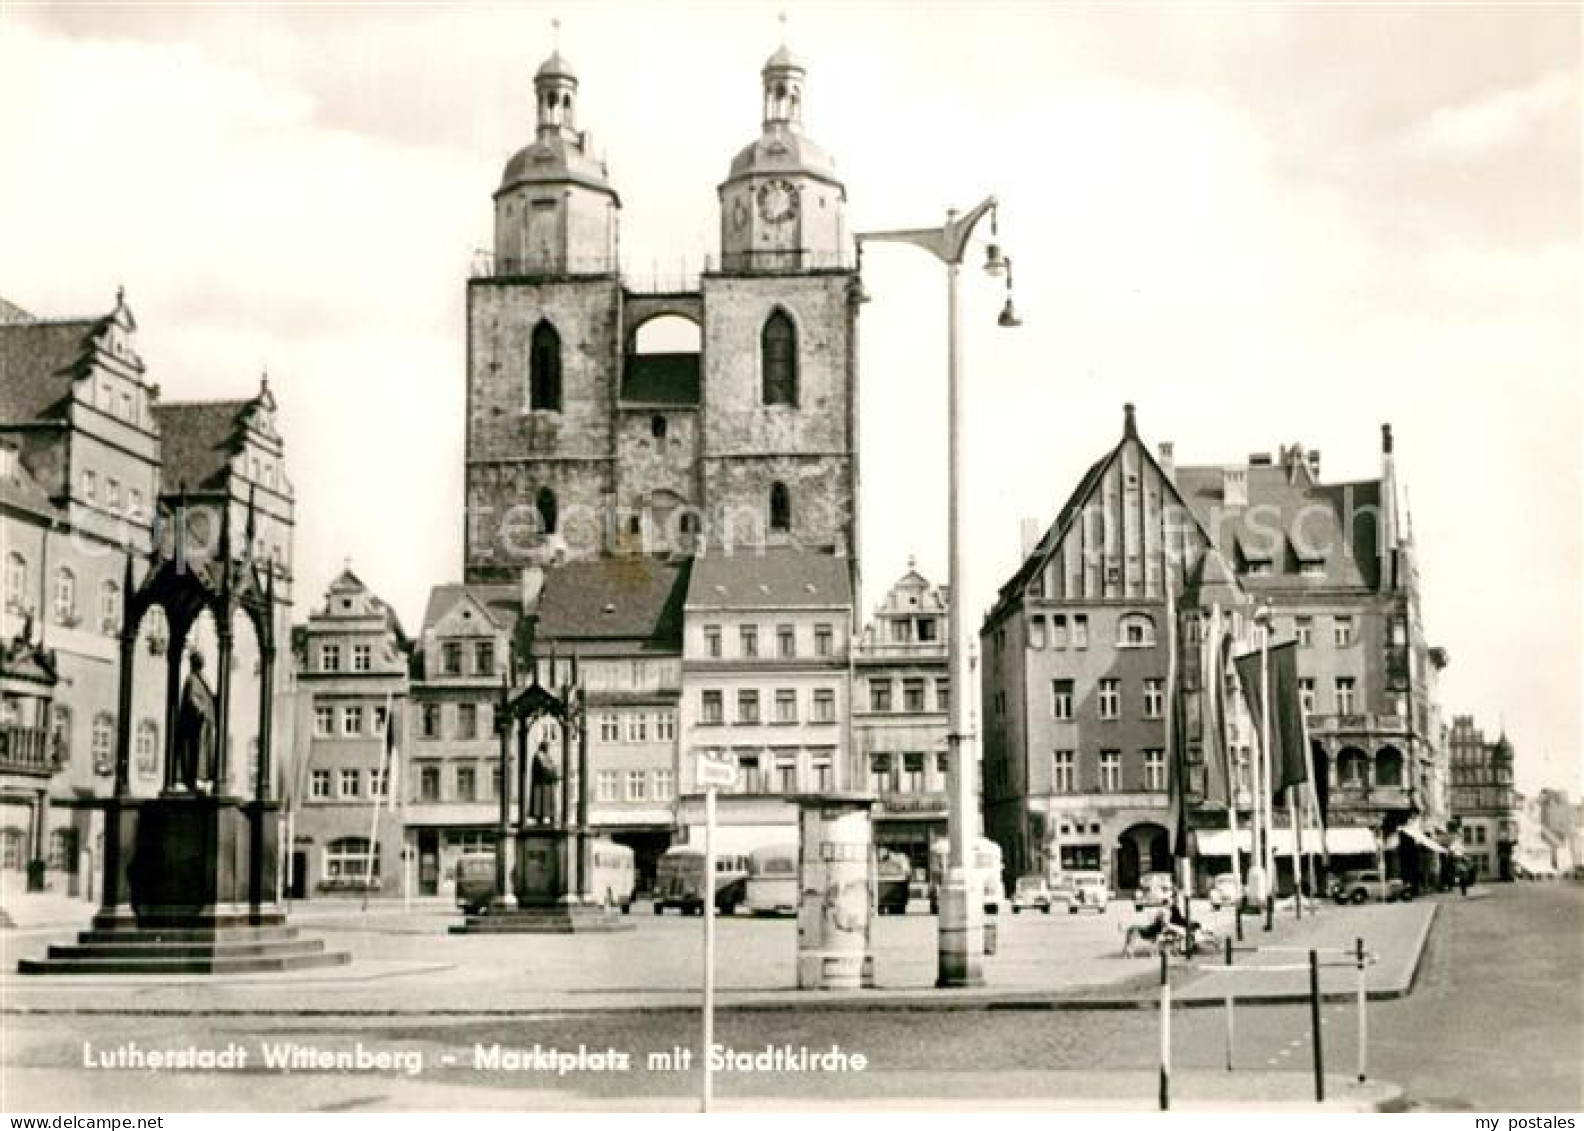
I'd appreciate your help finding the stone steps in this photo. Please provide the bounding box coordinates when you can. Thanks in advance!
[17,949,351,975]
[17,919,350,975]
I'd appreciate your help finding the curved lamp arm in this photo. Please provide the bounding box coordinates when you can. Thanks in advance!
[857,195,998,267]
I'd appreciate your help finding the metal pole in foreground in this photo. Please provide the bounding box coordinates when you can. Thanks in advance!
[1309,948,1325,1103]
[1223,935,1235,1072]
[1356,936,1368,1083]
[1159,949,1172,1111]
[701,783,716,1113]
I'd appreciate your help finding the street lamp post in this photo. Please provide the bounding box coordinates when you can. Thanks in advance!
[858,195,1018,988]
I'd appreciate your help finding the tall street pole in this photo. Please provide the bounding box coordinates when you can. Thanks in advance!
[858,195,1014,988]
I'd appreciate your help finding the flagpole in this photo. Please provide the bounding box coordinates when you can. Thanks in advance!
[1260,613,1275,922]
[1299,700,1324,901]
[363,690,395,910]
[1211,605,1245,915]
[1165,577,1192,913]
[1287,787,1303,919]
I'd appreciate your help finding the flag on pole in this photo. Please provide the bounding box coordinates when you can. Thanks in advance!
[1198,606,1234,810]
[1233,640,1309,799]
[1164,581,1189,857]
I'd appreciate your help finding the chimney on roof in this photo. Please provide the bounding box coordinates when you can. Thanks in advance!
[1307,449,1321,479]
[1020,517,1040,560]
[1222,467,1249,508]
[1157,441,1175,482]
[1123,402,1138,439]
[1249,452,1273,467]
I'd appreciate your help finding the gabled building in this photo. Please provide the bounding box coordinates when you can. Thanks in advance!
[677,547,852,853]
[533,557,690,888]
[290,567,409,897]
[981,405,1449,894]
[852,562,954,871]
[1,290,296,900]
[1447,716,1519,880]
[404,581,521,897]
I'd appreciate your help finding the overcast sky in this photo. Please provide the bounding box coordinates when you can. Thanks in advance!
[2,2,1578,793]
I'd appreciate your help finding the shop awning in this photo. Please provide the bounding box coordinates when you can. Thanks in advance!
[1325,827,1378,856]
[1194,830,1253,857]
[1399,823,1447,854]
[1195,827,1377,856]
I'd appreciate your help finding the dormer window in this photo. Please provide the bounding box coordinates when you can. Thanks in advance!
[1117,612,1156,648]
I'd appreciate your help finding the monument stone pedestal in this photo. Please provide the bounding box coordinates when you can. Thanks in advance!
[450,827,631,934]
[18,795,349,974]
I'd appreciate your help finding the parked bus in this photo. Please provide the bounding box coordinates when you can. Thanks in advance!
[653,846,750,915]
[589,839,636,913]
[928,836,1006,915]
[744,844,799,916]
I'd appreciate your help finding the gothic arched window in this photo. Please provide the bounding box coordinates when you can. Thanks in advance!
[529,321,562,411]
[536,487,558,536]
[769,481,791,533]
[761,310,798,407]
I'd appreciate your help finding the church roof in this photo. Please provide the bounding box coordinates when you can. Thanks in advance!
[726,124,840,184]
[152,399,253,492]
[498,133,618,199]
[763,44,804,72]
[620,353,700,406]
[536,50,575,79]
[535,557,690,646]
[421,583,521,633]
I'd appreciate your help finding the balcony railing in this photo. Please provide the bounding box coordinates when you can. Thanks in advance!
[469,249,857,285]
[0,724,55,777]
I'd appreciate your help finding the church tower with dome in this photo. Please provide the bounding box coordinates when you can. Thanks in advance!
[463,41,859,584]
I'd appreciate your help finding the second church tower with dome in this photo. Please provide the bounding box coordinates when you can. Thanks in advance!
[464,42,860,583]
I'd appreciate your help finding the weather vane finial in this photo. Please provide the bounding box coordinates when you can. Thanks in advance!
[778,9,788,40]
[551,16,561,48]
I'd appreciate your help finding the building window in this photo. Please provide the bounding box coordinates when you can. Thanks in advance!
[734,750,763,794]
[91,713,113,773]
[627,713,649,742]
[1299,678,1316,715]
[1375,746,1404,788]
[1117,612,1156,647]
[1142,679,1164,720]
[917,617,938,642]
[372,704,390,736]
[870,679,892,712]
[1052,750,1076,794]
[812,688,835,722]
[106,478,121,510]
[936,678,950,713]
[339,768,360,798]
[1029,615,1047,650]
[135,720,159,778]
[615,769,644,803]
[366,768,387,798]
[53,567,76,625]
[774,689,797,724]
[1072,615,1089,649]
[597,770,620,802]
[99,580,120,633]
[536,486,558,536]
[1098,679,1121,720]
[1051,615,1068,649]
[4,552,25,613]
[810,750,833,791]
[442,642,462,676]
[475,641,495,675]
[893,678,923,714]
[737,690,760,725]
[325,837,378,882]
[1333,616,1354,647]
[814,624,833,657]
[47,827,79,871]
[457,703,478,741]
[1295,616,1313,646]
[80,469,96,502]
[51,705,71,767]
[902,752,925,793]
[310,769,331,799]
[761,308,798,406]
[350,643,371,672]
[456,765,477,801]
[342,706,364,736]
[776,624,796,658]
[740,625,758,658]
[1144,748,1166,791]
[656,712,676,741]
[1051,679,1074,720]
[1334,677,1356,715]
[701,690,723,725]
[1099,750,1122,793]
[769,482,792,533]
[704,625,722,658]
[600,713,620,742]
[421,703,441,739]
[869,753,892,794]
[419,764,441,801]
[1337,747,1368,788]
[314,706,334,737]
[320,643,341,672]
[653,768,675,801]
[529,320,562,411]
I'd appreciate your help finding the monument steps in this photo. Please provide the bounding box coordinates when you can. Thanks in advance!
[449,905,635,934]
[17,948,351,975]
[48,937,329,961]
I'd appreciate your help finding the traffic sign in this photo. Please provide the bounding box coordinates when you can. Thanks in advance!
[696,752,738,790]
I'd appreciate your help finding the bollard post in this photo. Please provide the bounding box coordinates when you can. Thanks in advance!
[1309,948,1325,1103]
[1355,936,1368,1083]
[1265,893,1275,932]
[1159,949,1171,1111]
[1235,900,1244,942]
[1223,935,1235,1072]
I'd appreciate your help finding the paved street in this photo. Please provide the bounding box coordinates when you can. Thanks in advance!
[7,884,1574,1110]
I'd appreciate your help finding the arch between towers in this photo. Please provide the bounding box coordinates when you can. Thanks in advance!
[623,295,703,342]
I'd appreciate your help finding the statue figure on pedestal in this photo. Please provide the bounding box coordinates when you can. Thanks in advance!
[174,651,217,794]
[528,741,558,826]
